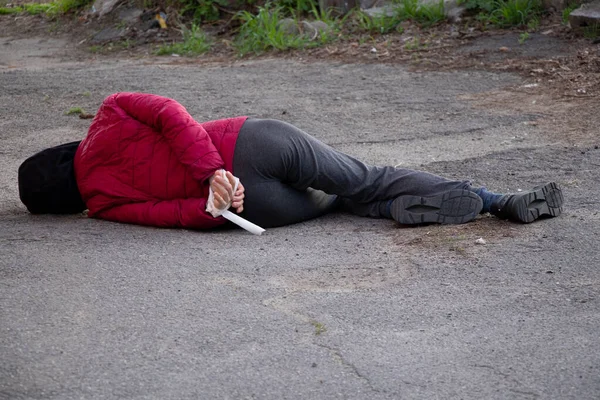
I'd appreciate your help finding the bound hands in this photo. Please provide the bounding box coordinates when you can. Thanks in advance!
[209,170,245,214]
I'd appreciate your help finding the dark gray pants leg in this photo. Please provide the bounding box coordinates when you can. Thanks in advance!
[232,119,471,227]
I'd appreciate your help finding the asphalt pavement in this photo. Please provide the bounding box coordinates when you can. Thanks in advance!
[1,37,599,399]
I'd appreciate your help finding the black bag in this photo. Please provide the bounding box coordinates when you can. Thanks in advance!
[18,141,87,214]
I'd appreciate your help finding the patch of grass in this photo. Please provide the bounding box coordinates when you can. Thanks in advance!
[526,16,539,30]
[562,2,578,25]
[113,39,133,50]
[0,6,22,14]
[404,36,422,49]
[518,31,530,44]
[65,107,86,115]
[490,0,542,27]
[459,0,542,27]
[393,0,447,27]
[88,45,102,53]
[179,0,229,23]
[47,0,92,16]
[234,6,333,56]
[460,0,496,13]
[1,0,90,16]
[310,320,327,335]
[23,3,55,15]
[277,0,319,16]
[583,23,600,39]
[155,23,212,56]
[352,10,404,34]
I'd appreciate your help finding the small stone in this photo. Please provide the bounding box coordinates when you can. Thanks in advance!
[499,46,510,52]
[277,18,299,35]
[118,7,143,23]
[307,20,329,36]
[91,0,121,17]
[300,21,319,40]
[569,2,600,33]
[91,27,126,44]
[475,238,487,245]
[370,47,378,53]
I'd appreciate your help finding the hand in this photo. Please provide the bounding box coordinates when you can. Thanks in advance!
[231,181,245,214]
[210,170,234,210]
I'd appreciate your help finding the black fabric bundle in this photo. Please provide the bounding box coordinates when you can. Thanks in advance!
[18,141,87,214]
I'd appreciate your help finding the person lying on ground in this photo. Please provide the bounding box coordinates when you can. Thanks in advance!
[18,92,564,230]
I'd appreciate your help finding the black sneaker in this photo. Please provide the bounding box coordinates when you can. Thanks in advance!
[390,189,483,225]
[490,182,564,223]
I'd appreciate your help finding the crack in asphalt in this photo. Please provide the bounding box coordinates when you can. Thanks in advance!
[263,294,386,393]
[314,341,385,394]
[263,293,428,397]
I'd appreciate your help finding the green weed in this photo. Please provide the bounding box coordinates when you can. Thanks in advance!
[1,0,88,16]
[459,0,541,27]
[0,6,22,14]
[353,10,404,34]
[155,23,212,56]
[583,23,600,39]
[179,0,229,23]
[491,0,541,27]
[310,320,327,335]
[518,31,530,44]
[65,107,86,115]
[234,6,330,56]
[47,0,92,15]
[23,3,55,15]
[526,16,539,30]
[459,0,494,13]
[276,0,319,16]
[117,38,134,49]
[393,0,447,26]
[562,2,578,25]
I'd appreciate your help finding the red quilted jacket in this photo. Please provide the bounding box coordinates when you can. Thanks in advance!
[74,92,247,229]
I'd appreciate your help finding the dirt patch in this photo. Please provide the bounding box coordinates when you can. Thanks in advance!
[460,88,599,145]
[2,10,599,88]
[393,215,521,255]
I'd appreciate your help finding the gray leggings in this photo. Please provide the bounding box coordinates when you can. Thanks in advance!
[232,119,471,228]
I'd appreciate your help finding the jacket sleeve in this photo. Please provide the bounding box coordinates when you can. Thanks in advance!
[112,92,224,182]
[96,198,225,229]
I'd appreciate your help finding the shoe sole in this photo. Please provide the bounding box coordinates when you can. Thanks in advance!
[511,182,564,223]
[390,189,483,225]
